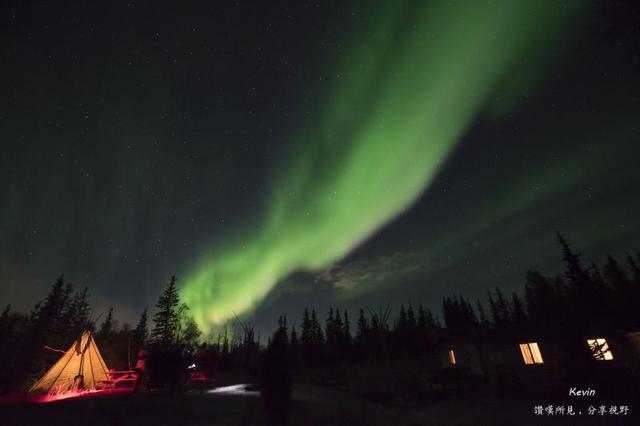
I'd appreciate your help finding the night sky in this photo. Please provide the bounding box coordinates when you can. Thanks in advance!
[1,0,639,336]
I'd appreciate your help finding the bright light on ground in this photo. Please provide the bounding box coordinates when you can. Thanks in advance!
[207,383,259,396]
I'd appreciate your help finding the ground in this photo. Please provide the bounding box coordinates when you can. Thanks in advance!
[0,384,636,426]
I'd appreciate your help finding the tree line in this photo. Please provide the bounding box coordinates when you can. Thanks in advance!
[259,233,640,368]
[1,233,639,392]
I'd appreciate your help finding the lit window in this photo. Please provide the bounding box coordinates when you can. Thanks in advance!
[519,342,544,365]
[448,349,456,366]
[586,338,614,361]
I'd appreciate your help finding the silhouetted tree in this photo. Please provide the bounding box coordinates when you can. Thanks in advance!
[355,309,369,360]
[525,270,557,329]
[67,287,91,337]
[557,233,597,324]
[334,309,344,343]
[487,287,511,328]
[356,308,368,340]
[588,261,611,322]
[442,295,477,328]
[0,305,10,358]
[132,307,149,353]
[311,309,324,346]
[417,305,427,330]
[98,307,114,340]
[627,253,640,286]
[510,293,527,326]
[325,308,336,347]
[407,304,416,330]
[26,275,74,380]
[426,307,437,328]
[262,316,292,426]
[31,275,67,340]
[397,304,408,330]
[151,275,181,345]
[476,299,489,326]
[300,308,313,363]
[342,310,352,356]
[0,304,10,329]
[181,317,201,349]
[558,232,590,287]
[604,255,637,328]
[460,295,478,326]
[289,325,298,363]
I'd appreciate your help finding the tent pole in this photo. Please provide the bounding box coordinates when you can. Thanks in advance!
[45,346,74,393]
[88,340,96,388]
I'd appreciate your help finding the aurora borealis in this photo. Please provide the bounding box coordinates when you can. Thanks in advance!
[181,1,582,331]
[1,1,639,335]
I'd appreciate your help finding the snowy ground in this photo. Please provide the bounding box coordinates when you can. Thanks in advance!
[0,384,636,426]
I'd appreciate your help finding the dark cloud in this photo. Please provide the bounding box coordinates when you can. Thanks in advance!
[316,252,424,297]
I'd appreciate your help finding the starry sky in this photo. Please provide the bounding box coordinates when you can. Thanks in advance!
[1,0,639,335]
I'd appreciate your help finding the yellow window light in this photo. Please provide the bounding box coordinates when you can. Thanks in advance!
[448,349,456,366]
[519,342,544,365]
[586,338,614,361]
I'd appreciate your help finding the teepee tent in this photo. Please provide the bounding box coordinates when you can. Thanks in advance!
[29,330,109,395]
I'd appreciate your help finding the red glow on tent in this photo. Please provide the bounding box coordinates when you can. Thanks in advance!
[30,387,132,403]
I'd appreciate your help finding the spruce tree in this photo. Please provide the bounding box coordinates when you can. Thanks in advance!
[290,325,298,347]
[300,308,312,345]
[53,282,74,340]
[488,291,498,327]
[32,275,67,338]
[181,317,201,349]
[510,293,527,325]
[342,310,352,347]
[71,287,91,334]
[397,304,408,330]
[0,305,9,345]
[132,307,148,352]
[627,253,640,285]
[151,275,181,345]
[0,304,9,325]
[493,287,511,326]
[425,308,437,328]
[325,308,335,345]
[334,309,344,344]
[276,315,289,342]
[557,233,595,321]
[356,309,369,342]
[271,315,289,349]
[433,316,443,328]
[605,256,636,327]
[476,299,488,326]
[300,308,313,363]
[588,262,610,320]
[355,309,369,360]
[289,325,299,364]
[311,310,324,345]
[417,305,426,330]
[604,256,631,290]
[221,327,229,359]
[406,304,416,330]
[458,295,478,326]
[60,292,78,334]
[99,307,114,340]
[525,269,556,327]
[442,297,452,327]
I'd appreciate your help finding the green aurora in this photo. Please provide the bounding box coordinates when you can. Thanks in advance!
[180,0,582,333]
